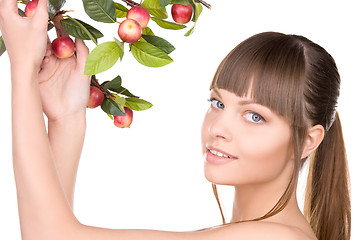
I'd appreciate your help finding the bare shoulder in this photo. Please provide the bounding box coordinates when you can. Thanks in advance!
[201,221,314,240]
[76,221,316,240]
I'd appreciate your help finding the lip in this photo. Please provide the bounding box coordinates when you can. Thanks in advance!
[205,145,238,165]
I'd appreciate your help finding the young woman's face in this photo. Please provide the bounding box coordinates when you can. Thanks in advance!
[201,88,294,186]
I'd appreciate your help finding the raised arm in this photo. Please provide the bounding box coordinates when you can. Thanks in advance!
[38,35,90,208]
[0,0,79,238]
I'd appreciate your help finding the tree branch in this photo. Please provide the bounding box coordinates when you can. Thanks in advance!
[91,77,115,99]
[120,0,140,7]
[197,0,211,9]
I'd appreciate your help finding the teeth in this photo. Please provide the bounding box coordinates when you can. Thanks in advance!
[209,149,230,158]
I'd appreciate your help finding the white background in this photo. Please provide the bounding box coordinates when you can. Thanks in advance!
[0,0,359,239]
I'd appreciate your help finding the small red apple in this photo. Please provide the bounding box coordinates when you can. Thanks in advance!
[24,0,38,17]
[114,107,133,128]
[171,4,193,24]
[118,19,142,43]
[51,36,75,59]
[126,6,150,29]
[87,86,104,108]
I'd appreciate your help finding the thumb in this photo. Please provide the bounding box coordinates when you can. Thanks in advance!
[0,0,18,16]
[33,0,49,22]
[0,0,21,28]
[75,38,90,75]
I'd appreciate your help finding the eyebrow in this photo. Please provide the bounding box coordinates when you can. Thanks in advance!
[212,89,258,106]
[238,99,258,106]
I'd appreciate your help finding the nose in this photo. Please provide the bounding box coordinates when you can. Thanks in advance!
[207,112,232,142]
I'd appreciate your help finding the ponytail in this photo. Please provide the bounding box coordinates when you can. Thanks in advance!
[304,112,351,240]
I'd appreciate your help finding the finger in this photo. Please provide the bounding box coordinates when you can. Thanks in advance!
[42,56,50,64]
[46,36,53,51]
[0,0,18,15]
[33,0,49,22]
[44,48,51,57]
[75,38,89,71]
[0,0,19,24]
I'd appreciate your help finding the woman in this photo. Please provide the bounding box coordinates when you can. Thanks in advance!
[0,0,350,239]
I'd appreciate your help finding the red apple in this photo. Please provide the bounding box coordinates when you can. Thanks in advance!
[171,4,193,24]
[114,107,133,128]
[24,0,38,17]
[126,6,150,29]
[51,36,75,59]
[118,19,142,43]
[87,86,104,108]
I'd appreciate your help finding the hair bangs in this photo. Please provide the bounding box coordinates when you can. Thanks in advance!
[211,32,306,127]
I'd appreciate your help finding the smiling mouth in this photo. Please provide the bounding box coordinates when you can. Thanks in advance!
[206,145,238,159]
[205,147,237,164]
[209,149,231,158]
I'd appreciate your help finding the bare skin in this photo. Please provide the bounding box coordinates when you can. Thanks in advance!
[0,0,323,239]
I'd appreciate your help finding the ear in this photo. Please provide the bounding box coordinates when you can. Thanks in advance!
[301,124,325,159]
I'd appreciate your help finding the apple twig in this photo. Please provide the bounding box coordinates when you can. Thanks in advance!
[91,77,115,99]
[197,0,211,9]
[120,0,140,7]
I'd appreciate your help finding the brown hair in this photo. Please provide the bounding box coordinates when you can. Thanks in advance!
[210,32,351,240]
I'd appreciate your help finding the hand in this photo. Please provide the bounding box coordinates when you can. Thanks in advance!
[38,37,91,122]
[0,0,49,71]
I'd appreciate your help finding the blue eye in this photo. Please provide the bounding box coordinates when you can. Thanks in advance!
[209,98,224,109]
[244,112,264,123]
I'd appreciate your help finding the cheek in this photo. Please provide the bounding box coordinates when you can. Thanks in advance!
[237,127,292,182]
[205,124,293,186]
[200,110,212,152]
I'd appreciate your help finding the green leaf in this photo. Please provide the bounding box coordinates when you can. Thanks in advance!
[131,41,173,67]
[142,35,175,54]
[48,23,55,31]
[151,17,186,30]
[0,36,6,57]
[143,27,155,36]
[60,18,103,44]
[185,3,202,36]
[160,0,172,7]
[48,0,66,17]
[107,114,114,120]
[140,27,155,42]
[49,0,66,11]
[125,97,153,111]
[85,41,120,75]
[114,2,128,18]
[18,8,25,17]
[117,87,138,98]
[142,0,168,19]
[103,75,122,92]
[115,96,126,112]
[184,24,195,36]
[114,38,124,61]
[171,0,189,5]
[101,97,125,116]
[82,0,117,23]
[192,2,203,22]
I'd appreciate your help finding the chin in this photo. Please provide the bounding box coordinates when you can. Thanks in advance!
[203,161,240,186]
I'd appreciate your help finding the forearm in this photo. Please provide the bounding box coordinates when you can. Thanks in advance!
[48,111,86,208]
[11,68,78,239]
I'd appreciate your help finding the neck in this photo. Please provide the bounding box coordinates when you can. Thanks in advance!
[230,158,301,223]
[230,180,301,223]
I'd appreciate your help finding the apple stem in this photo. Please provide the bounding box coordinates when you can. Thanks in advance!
[120,0,140,7]
[52,13,70,38]
[197,0,211,9]
[91,77,116,99]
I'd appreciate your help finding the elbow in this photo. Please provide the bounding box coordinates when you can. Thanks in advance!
[21,217,84,240]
